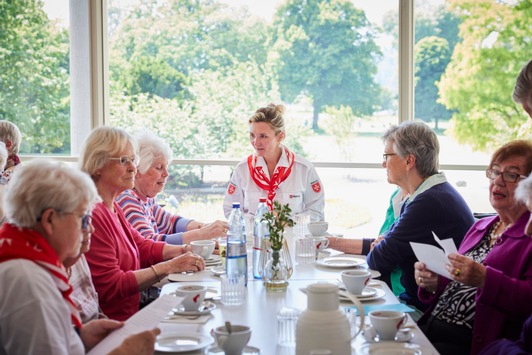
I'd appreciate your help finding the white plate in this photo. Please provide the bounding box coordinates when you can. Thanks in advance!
[171,301,216,316]
[206,345,260,354]
[339,288,386,302]
[356,342,429,355]
[316,256,366,268]
[339,286,377,298]
[362,326,414,343]
[210,265,226,276]
[155,332,214,353]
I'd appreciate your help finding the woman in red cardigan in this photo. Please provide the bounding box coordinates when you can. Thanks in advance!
[80,126,205,321]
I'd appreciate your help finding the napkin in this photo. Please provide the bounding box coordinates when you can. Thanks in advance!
[343,303,414,315]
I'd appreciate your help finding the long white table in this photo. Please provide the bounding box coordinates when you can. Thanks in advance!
[157,233,438,354]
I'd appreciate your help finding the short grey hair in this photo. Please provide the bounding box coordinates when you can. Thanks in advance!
[383,121,439,178]
[0,120,22,155]
[4,159,100,228]
[516,174,532,205]
[513,59,532,106]
[79,126,138,179]
[135,130,173,174]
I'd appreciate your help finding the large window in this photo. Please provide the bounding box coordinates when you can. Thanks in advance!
[0,1,70,154]
[5,0,529,235]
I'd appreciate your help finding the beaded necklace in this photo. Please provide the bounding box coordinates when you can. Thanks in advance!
[489,220,510,242]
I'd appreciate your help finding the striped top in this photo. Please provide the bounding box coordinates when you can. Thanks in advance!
[116,189,191,245]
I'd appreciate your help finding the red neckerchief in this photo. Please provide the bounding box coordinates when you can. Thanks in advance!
[0,223,82,328]
[247,146,295,210]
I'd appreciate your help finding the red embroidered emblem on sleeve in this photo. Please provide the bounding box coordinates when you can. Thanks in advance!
[227,183,236,195]
[311,180,321,193]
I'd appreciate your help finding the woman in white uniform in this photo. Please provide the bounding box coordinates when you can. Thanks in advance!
[223,103,325,219]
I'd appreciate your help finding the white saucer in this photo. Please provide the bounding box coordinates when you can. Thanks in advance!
[356,342,428,355]
[339,288,385,302]
[155,332,214,353]
[205,255,222,265]
[316,256,366,268]
[171,301,216,316]
[362,326,414,343]
[339,286,377,298]
[210,265,226,276]
[206,345,260,354]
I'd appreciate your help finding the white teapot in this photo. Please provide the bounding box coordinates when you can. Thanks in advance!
[296,282,364,355]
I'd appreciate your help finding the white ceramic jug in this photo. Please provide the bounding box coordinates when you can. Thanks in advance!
[295,283,364,355]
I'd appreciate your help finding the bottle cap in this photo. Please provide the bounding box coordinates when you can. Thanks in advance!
[232,202,240,208]
[259,198,267,203]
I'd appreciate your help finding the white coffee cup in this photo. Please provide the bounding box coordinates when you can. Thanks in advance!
[191,240,216,259]
[175,285,207,311]
[307,221,328,236]
[311,236,330,259]
[212,324,251,355]
[341,270,372,295]
[368,310,407,340]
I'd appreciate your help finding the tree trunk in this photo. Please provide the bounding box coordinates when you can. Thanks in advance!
[312,101,320,131]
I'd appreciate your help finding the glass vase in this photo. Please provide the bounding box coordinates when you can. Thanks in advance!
[261,239,293,292]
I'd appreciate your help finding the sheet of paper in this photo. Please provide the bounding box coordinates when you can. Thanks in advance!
[409,231,458,279]
[87,294,183,355]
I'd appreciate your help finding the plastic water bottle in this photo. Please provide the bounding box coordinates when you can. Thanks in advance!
[226,202,248,285]
[253,198,270,279]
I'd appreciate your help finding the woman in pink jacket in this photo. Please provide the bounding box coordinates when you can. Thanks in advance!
[80,127,205,321]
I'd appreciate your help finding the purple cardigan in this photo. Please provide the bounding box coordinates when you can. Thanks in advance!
[418,211,532,354]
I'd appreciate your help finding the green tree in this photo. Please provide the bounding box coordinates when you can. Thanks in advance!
[0,0,70,153]
[414,36,452,128]
[439,0,532,151]
[124,56,189,100]
[271,0,382,131]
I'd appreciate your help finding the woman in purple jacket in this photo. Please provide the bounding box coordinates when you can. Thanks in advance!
[414,140,532,355]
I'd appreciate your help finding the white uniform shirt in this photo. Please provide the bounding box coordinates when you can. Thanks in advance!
[223,152,325,219]
[0,259,85,355]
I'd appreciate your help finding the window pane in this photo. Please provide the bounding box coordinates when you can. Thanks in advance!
[107,0,405,232]
[107,0,398,163]
[0,1,70,154]
[414,0,530,164]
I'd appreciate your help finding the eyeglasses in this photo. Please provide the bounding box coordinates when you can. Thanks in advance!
[79,213,92,230]
[486,168,527,183]
[109,155,139,167]
[37,210,92,230]
[382,153,397,162]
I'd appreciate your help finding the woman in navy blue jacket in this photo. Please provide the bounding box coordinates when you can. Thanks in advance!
[328,121,475,315]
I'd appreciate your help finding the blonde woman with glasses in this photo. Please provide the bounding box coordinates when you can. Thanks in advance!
[80,127,205,321]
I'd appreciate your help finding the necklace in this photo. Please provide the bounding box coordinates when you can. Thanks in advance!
[489,220,510,241]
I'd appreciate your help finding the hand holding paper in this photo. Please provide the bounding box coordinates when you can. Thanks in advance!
[410,231,458,279]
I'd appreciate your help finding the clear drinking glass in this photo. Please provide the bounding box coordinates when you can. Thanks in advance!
[220,274,246,306]
[277,307,301,346]
[295,236,315,264]
[293,212,310,237]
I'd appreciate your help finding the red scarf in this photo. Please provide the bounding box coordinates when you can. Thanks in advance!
[248,146,295,210]
[0,223,82,328]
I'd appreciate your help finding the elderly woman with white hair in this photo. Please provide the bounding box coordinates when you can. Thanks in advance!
[117,130,227,245]
[0,159,159,355]
[81,127,205,321]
